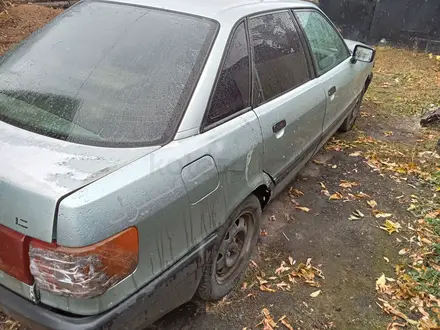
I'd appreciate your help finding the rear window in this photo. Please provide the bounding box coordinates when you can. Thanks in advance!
[0,2,217,147]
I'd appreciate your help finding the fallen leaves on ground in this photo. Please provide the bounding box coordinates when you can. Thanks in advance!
[289,187,304,197]
[279,316,294,330]
[310,290,321,297]
[256,257,324,293]
[256,308,277,330]
[295,206,310,213]
[329,192,343,200]
[256,309,296,330]
[380,220,401,234]
[349,209,365,221]
[375,211,394,219]
[367,200,378,208]
[339,180,358,188]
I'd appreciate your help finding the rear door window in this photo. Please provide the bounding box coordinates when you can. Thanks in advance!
[0,2,217,147]
[205,22,250,126]
[249,11,311,103]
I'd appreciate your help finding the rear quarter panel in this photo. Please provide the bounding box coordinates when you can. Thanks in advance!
[49,111,266,315]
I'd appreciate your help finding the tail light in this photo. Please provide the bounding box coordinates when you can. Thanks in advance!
[0,225,33,284]
[29,227,138,299]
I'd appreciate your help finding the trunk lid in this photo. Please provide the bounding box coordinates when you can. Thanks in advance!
[0,121,159,243]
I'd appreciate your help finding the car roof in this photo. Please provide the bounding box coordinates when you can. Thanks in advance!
[103,0,318,22]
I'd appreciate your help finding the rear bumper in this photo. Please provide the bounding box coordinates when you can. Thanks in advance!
[0,234,215,330]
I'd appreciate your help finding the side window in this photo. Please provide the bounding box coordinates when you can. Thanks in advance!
[249,11,310,102]
[295,10,350,75]
[206,22,250,126]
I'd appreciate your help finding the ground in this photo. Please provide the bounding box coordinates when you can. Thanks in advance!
[0,4,62,56]
[0,4,439,330]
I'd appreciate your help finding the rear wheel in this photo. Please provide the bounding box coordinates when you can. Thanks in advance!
[339,89,365,132]
[197,195,261,301]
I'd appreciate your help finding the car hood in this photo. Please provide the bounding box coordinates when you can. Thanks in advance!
[0,121,159,242]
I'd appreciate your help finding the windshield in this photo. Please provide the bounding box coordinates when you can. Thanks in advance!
[0,2,217,147]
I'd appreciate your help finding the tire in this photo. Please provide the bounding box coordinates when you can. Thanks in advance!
[339,89,365,133]
[197,195,262,301]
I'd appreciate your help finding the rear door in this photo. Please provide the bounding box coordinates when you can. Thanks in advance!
[249,10,327,183]
[294,9,357,139]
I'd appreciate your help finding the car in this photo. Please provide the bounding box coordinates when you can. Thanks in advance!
[0,0,374,328]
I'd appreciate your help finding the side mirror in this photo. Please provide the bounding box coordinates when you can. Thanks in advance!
[351,45,375,64]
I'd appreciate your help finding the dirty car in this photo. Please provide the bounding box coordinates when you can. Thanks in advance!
[0,0,374,328]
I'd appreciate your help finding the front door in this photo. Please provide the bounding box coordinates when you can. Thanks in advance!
[249,10,327,182]
[294,9,356,137]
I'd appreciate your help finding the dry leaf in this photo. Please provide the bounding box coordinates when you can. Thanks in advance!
[322,189,330,197]
[348,209,364,220]
[386,322,406,330]
[290,188,304,197]
[339,180,358,188]
[349,151,362,157]
[398,248,409,255]
[310,290,321,297]
[258,308,277,330]
[356,192,370,198]
[329,192,343,200]
[378,299,418,325]
[276,282,290,290]
[376,274,386,291]
[295,206,310,212]
[348,214,361,221]
[260,285,276,292]
[367,200,378,208]
[280,318,294,330]
[275,261,291,275]
[257,276,268,285]
[375,212,393,219]
[380,220,401,235]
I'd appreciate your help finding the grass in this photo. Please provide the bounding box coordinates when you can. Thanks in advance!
[366,46,440,115]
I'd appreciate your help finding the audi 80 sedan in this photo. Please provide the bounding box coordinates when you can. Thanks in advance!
[0,0,374,328]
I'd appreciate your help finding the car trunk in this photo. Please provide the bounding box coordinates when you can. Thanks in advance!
[0,120,159,244]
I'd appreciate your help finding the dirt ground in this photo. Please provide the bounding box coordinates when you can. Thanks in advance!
[0,4,62,56]
[0,4,439,330]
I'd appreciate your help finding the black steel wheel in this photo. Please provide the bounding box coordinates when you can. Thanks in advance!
[197,195,261,301]
[339,89,364,132]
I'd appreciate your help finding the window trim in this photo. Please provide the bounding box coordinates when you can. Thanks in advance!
[201,20,252,133]
[293,8,351,77]
[289,9,317,79]
[248,9,314,108]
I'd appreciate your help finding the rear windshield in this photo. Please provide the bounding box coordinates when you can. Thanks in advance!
[0,2,217,147]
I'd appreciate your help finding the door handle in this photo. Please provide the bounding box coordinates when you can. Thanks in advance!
[272,120,286,133]
[328,86,337,96]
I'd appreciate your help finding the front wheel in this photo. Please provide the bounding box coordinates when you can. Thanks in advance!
[197,195,261,301]
[339,90,364,132]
